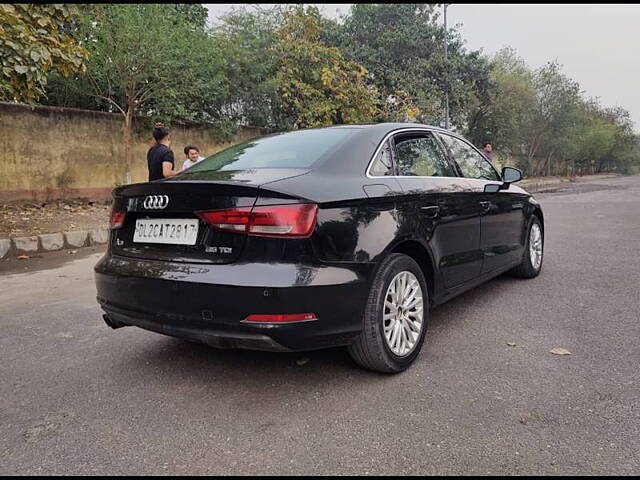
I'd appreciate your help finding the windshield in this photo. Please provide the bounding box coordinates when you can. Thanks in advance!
[183,128,357,173]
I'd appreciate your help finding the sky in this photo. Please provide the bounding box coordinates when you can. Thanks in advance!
[205,4,640,130]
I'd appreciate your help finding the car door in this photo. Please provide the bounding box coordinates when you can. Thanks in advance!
[390,130,482,289]
[437,132,526,275]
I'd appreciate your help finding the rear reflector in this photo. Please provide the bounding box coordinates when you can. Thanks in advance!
[109,209,126,229]
[196,204,317,238]
[243,313,318,324]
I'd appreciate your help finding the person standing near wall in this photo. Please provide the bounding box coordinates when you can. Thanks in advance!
[147,122,183,181]
[182,145,205,170]
[481,142,494,161]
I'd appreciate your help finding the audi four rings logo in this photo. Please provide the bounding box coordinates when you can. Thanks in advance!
[143,195,169,209]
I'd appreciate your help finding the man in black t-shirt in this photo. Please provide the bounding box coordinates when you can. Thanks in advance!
[147,122,183,181]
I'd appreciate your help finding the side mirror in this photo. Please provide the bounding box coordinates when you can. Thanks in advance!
[502,166,522,184]
[483,166,523,193]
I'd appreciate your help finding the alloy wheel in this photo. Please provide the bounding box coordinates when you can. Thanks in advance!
[529,223,543,270]
[382,271,424,357]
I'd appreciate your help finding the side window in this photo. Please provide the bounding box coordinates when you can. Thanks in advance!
[394,133,456,177]
[438,133,499,181]
[369,140,394,176]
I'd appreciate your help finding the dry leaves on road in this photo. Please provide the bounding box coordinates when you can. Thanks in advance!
[550,347,572,356]
[506,341,517,347]
[17,255,30,260]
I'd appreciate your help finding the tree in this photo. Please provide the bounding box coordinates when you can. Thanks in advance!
[42,5,229,127]
[475,50,639,177]
[69,4,227,183]
[567,102,638,175]
[527,61,583,175]
[213,5,285,128]
[604,107,639,174]
[335,3,491,127]
[172,4,209,30]
[274,6,378,128]
[467,48,537,166]
[0,4,88,102]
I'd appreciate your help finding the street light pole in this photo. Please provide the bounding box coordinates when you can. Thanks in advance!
[443,3,450,130]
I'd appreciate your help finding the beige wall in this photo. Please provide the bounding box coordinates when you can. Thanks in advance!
[0,102,268,201]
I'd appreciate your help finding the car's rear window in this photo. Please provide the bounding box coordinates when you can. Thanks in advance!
[184,128,357,173]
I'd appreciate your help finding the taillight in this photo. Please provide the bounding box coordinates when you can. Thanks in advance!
[109,209,126,229]
[196,207,252,233]
[250,204,317,236]
[243,313,318,324]
[196,204,318,238]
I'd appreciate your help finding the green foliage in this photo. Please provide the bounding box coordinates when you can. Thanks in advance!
[274,6,378,128]
[172,4,209,30]
[0,4,88,102]
[213,5,285,128]
[43,5,228,127]
[471,48,638,176]
[212,4,379,130]
[466,47,536,151]
[85,5,213,117]
[335,3,491,126]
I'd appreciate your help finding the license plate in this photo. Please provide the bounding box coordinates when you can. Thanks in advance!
[133,218,199,245]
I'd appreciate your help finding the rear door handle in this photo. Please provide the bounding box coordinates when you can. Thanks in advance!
[420,205,440,218]
[479,201,491,211]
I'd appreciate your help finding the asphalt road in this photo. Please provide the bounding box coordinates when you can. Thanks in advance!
[1,175,639,475]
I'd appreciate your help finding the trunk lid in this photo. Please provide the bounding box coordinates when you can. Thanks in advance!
[111,169,308,264]
[173,168,309,184]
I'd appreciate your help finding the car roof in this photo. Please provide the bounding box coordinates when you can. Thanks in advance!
[300,122,460,176]
[325,122,452,134]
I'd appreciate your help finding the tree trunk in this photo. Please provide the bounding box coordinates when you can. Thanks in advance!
[123,106,134,185]
[532,154,544,176]
[527,130,543,174]
[534,150,553,177]
[531,156,540,176]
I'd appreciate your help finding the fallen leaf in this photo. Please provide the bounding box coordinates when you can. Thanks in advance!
[68,250,78,254]
[506,341,517,347]
[17,255,29,260]
[295,357,310,366]
[550,347,571,356]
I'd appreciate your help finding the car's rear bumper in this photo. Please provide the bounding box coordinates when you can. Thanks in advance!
[94,253,374,352]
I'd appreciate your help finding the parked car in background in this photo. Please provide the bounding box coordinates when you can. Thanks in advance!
[95,123,544,373]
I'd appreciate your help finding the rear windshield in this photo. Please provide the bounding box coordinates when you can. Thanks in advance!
[183,128,357,173]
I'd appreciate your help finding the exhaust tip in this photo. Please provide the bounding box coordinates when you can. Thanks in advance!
[103,314,127,329]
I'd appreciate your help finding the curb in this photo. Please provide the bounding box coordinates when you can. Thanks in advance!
[521,173,621,193]
[0,228,109,259]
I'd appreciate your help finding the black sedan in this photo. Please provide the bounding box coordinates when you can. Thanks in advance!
[95,123,544,373]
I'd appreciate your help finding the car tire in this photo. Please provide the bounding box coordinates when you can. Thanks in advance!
[348,253,429,373]
[510,216,544,278]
